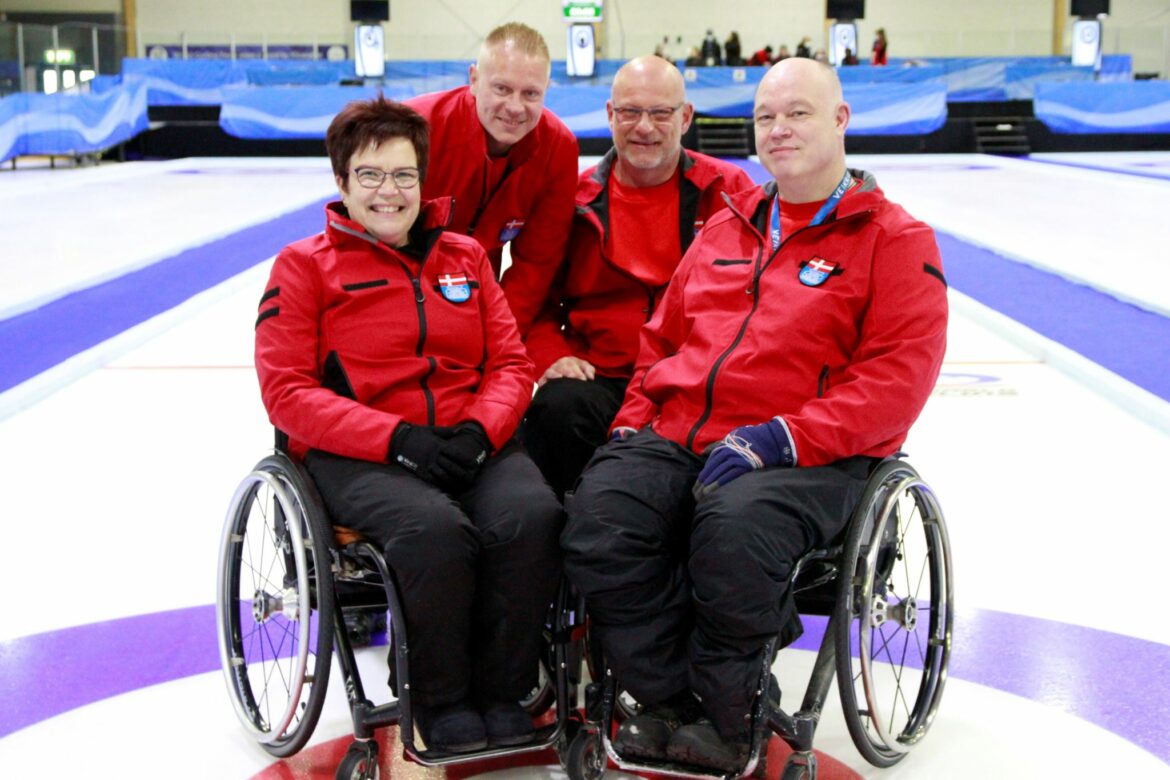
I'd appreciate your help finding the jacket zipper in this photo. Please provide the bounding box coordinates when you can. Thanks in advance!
[685,215,771,450]
[403,269,437,424]
[684,197,841,449]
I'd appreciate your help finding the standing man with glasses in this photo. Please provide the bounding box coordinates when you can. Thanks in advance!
[407,22,579,336]
[561,57,948,773]
[518,55,753,500]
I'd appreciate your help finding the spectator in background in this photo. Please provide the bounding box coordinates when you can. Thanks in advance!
[813,48,829,64]
[700,29,722,66]
[685,46,704,67]
[747,45,774,66]
[724,31,743,66]
[842,47,860,66]
[407,22,578,336]
[519,55,754,500]
[775,44,792,61]
[655,35,673,62]
[872,28,888,65]
[795,36,812,58]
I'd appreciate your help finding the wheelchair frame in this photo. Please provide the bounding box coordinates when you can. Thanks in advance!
[564,457,953,780]
[216,450,585,780]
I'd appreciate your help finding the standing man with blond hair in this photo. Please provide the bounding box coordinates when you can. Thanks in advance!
[562,57,948,773]
[519,55,753,499]
[408,22,579,335]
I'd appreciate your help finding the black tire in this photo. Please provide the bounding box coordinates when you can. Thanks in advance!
[520,655,556,715]
[336,740,380,780]
[566,729,607,780]
[217,453,336,757]
[834,459,953,768]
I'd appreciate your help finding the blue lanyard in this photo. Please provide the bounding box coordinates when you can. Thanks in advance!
[770,170,854,251]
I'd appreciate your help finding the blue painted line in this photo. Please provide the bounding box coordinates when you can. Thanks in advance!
[0,606,218,739]
[935,229,1170,404]
[0,197,331,395]
[1022,155,1170,183]
[4,604,1169,766]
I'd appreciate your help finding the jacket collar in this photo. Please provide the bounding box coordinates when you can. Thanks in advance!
[326,196,455,261]
[723,167,882,234]
[580,147,722,208]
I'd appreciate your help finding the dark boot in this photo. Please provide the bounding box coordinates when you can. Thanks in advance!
[414,701,488,753]
[613,690,703,761]
[480,700,535,746]
[667,718,750,773]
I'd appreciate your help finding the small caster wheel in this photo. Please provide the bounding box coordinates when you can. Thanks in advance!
[566,729,606,780]
[555,710,586,767]
[336,739,380,780]
[779,750,816,780]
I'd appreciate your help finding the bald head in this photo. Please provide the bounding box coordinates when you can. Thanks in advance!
[612,55,686,105]
[753,56,851,202]
[607,55,694,187]
[756,56,843,107]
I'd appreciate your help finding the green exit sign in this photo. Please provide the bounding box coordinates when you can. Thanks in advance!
[563,1,602,21]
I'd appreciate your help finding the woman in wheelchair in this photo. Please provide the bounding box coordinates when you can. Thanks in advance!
[253,95,562,754]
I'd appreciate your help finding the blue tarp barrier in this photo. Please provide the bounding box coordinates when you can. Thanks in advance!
[0,81,148,163]
[843,83,948,135]
[219,79,947,139]
[219,83,412,139]
[118,55,1133,107]
[121,58,248,105]
[1034,81,1170,134]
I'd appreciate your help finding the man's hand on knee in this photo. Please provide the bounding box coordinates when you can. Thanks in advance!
[539,356,597,385]
[693,417,795,498]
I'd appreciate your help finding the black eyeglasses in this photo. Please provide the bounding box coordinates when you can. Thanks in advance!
[612,104,683,125]
[351,167,421,189]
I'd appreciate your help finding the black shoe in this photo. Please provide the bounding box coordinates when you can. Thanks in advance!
[666,719,750,773]
[481,700,535,746]
[414,701,488,753]
[613,690,703,762]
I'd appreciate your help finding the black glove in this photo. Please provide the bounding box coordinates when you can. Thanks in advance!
[388,423,450,486]
[434,421,492,493]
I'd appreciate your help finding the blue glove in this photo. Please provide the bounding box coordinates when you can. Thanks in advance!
[693,417,795,498]
[611,426,637,442]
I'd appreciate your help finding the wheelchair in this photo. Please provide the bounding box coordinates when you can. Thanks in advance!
[564,456,953,780]
[215,446,585,780]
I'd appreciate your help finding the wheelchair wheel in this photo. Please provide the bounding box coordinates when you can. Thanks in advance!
[217,453,336,757]
[520,655,555,715]
[565,728,607,780]
[337,739,380,780]
[834,459,953,767]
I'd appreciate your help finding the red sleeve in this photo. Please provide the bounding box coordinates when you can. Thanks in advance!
[465,249,538,449]
[499,125,579,336]
[785,221,947,465]
[523,297,573,378]
[254,245,401,463]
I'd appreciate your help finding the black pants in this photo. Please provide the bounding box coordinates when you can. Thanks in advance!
[561,429,874,738]
[519,375,628,499]
[306,443,563,708]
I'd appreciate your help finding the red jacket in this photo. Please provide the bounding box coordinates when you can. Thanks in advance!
[407,86,579,335]
[524,149,755,378]
[255,199,535,463]
[613,170,948,464]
